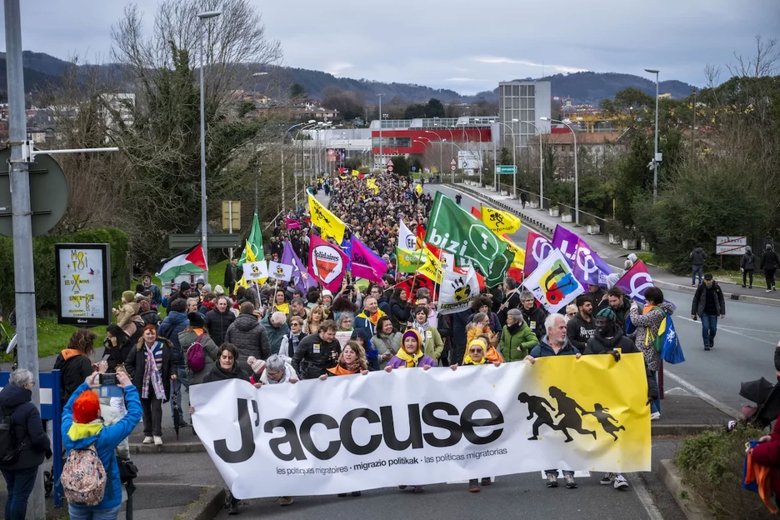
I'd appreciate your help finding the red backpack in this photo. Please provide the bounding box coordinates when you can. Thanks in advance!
[186,334,207,373]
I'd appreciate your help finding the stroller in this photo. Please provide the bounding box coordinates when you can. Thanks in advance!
[739,377,780,429]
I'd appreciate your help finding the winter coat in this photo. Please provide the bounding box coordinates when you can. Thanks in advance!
[761,249,780,272]
[389,300,411,329]
[497,291,522,326]
[691,282,726,316]
[521,305,548,340]
[292,333,341,379]
[203,362,250,383]
[629,302,675,372]
[178,329,219,385]
[371,331,401,367]
[741,251,756,271]
[158,310,189,366]
[0,383,50,470]
[529,336,579,358]
[499,322,539,361]
[224,313,271,369]
[53,349,94,405]
[354,309,387,338]
[125,339,174,401]
[690,247,705,266]
[115,302,140,330]
[140,310,162,327]
[62,383,142,510]
[584,330,638,355]
[386,353,437,369]
[261,315,291,356]
[566,313,596,353]
[102,336,133,373]
[415,324,444,361]
[204,308,236,347]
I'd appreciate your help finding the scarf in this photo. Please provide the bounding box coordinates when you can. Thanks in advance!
[396,347,424,368]
[327,363,360,376]
[67,421,104,441]
[141,344,166,400]
[506,322,521,335]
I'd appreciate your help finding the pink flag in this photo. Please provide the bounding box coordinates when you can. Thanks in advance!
[615,260,654,303]
[524,231,553,277]
[350,236,388,284]
[308,234,348,293]
[285,217,301,230]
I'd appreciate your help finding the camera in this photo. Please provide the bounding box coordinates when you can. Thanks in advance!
[99,373,117,386]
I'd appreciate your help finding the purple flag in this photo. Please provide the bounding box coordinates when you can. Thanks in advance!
[573,238,613,287]
[350,236,388,284]
[615,260,654,303]
[551,225,579,263]
[524,231,553,277]
[282,239,317,293]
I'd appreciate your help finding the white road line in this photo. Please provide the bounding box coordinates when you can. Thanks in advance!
[674,316,778,346]
[630,474,665,520]
[664,370,740,418]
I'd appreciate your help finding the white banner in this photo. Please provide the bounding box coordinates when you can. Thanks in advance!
[438,266,480,315]
[191,356,650,499]
[242,261,268,281]
[267,261,294,282]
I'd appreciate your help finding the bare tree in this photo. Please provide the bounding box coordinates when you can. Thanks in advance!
[729,35,779,78]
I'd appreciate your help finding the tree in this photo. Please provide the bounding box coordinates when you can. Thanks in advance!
[321,87,364,120]
[388,155,410,175]
[108,0,282,266]
[289,82,306,100]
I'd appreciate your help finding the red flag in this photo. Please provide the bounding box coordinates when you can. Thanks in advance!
[395,274,437,301]
[470,206,482,219]
[416,223,441,258]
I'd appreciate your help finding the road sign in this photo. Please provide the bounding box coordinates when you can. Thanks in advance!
[450,164,456,171]
[221,200,241,231]
[495,165,517,174]
[715,236,747,255]
[0,148,68,236]
[168,234,241,250]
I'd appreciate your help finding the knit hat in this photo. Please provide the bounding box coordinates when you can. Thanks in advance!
[202,284,212,293]
[401,329,423,351]
[214,285,225,296]
[321,289,333,298]
[72,390,101,424]
[188,312,206,328]
[122,290,135,304]
[596,308,617,321]
[247,356,265,374]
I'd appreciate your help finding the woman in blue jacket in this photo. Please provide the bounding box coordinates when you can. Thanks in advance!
[62,370,142,520]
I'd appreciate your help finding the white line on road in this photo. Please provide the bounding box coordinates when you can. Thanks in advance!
[664,370,740,418]
[631,474,665,520]
[674,316,778,346]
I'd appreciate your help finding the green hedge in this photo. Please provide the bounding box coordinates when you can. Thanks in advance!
[0,227,129,313]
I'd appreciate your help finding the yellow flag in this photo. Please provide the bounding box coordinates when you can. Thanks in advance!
[244,240,257,263]
[308,194,346,244]
[415,184,423,196]
[417,247,443,284]
[500,236,525,269]
[482,206,521,235]
[352,169,360,177]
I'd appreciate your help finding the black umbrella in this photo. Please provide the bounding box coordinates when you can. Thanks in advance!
[739,377,775,405]
[171,380,182,440]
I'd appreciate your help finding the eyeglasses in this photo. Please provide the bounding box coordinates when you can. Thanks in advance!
[469,348,484,354]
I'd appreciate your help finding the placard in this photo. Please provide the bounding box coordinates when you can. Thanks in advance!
[55,243,112,326]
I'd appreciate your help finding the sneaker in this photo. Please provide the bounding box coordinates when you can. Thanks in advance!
[768,289,773,293]
[153,436,163,446]
[650,411,661,421]
[600,473,614,485]
[546,472,558,488]
[468,479,480,493]
[704,345,711,351]
[142,436,153,444]
[278,496,294,506]
[564,474,577,489]
[742,284,746,288]
[613,474,629,490]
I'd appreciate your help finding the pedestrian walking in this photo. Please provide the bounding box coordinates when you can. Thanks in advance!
[740,246,756,289]
[691,274,725,351]
[690,246,705,286]
[760,244,779,292]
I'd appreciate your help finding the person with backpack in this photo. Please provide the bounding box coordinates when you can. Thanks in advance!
[54,329,97,406]
[61,369,141,520]
[0,369,51,520]
[179,312,219,387]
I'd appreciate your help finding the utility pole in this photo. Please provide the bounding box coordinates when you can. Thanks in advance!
[377,93,384,170]
[4,2,44,517]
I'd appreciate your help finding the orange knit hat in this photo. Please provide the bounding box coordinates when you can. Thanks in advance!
[72,390,101,424]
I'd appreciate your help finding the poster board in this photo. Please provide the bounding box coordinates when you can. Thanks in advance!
[55,243,111,326]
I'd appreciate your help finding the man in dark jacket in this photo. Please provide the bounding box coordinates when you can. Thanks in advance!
[760,244,779,292]
[52,328,96,406]
[602,287,632,331]
[690,246,705,286]
[261,311,290,356]
[691,273,725,351]
[0,368,51,520]
[158,298,190,421]
[292,320,340,379]
[205,295,236,347]
[225,302,271,370]
[497,277,522,326]
[519,291,547,341]
[566,294,596,353]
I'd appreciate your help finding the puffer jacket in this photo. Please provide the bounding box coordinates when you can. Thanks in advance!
[53,349,94,405]
[261,315,291,356]
[204,308,236,346]
[0,383,50,470]
[178,329,219,385]
[499,321,539,361]
[158,310,189,366]
[224,313,271,369]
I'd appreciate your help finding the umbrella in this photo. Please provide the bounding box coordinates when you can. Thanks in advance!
[171,380,182,440]
[739,377,775,404]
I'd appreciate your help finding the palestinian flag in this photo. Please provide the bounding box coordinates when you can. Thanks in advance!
[155,244,208,281]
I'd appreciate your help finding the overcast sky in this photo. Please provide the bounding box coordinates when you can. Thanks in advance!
[3,0,779,95]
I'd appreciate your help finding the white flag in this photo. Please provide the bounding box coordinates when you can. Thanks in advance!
[398,219,417,250]
[242,261,268,281]
[438,266,480,315]
[268,261,294,282]
[522,250,584,313]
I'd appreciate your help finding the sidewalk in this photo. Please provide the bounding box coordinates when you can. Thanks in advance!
[453,181,780,308]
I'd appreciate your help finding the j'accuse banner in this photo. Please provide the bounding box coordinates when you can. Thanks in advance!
[191,355,650,498]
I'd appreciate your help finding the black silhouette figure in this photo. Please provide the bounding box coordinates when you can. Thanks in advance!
[548,386,597,442]
[583,403,625,441]
[518,392,558,440]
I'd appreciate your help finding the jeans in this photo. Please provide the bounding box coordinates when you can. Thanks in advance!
[649,371,661,414]
[141,396,163,436]
[700,313,719,347]
[1,466,39,520]
[767,269,777,290]
[68,503,121,520]
[691,265,703,285]
[743,269,753,287]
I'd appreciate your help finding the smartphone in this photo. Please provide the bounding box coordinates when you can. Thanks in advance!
[98,373,123,398]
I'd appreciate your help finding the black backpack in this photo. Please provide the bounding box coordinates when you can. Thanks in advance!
[0,406,19,465]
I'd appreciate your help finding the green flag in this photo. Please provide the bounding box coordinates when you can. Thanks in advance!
[484,248,514,288]
[395,247,425,274]
[424,192,508,276]
[238,211,264,267]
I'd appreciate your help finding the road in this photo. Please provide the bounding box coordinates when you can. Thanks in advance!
[426,183,779,413]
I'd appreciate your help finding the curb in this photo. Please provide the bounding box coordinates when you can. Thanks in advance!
[130,441,205,454]
[651,424,725,437]
[653,279,780,308]
[174,485,225,520]
[658,459,712,520]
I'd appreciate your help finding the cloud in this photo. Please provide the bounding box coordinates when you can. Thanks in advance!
[445,77,479,83]
[324,62,355,77]
[471,55,588,74]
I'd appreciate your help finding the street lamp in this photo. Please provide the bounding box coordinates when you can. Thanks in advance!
[282,120,315,213]
[424,130,445,176]
[495,121,517,198]
[377,93,384,170]
[540,117,579,225]
[518,120,545,209]
[197,9,221,279]
[645,68,660,202]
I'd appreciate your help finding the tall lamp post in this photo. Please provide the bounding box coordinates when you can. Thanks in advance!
[377,93,384,170]
[540,117,579,225]
[198,9,221,279]
[282,120,314,213]
[424,130,445,176]
[519,120,545,209]
[495,121,517,198]
[645,68,660,202]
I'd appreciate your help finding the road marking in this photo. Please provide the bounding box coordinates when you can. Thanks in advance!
[631,474,665,520]
[675,315,779,346]
[664,370,740,418]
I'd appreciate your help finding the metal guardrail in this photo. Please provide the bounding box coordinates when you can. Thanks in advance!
[451,183,554,236]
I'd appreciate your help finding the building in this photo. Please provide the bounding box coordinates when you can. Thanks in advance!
[497,80,552,154]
